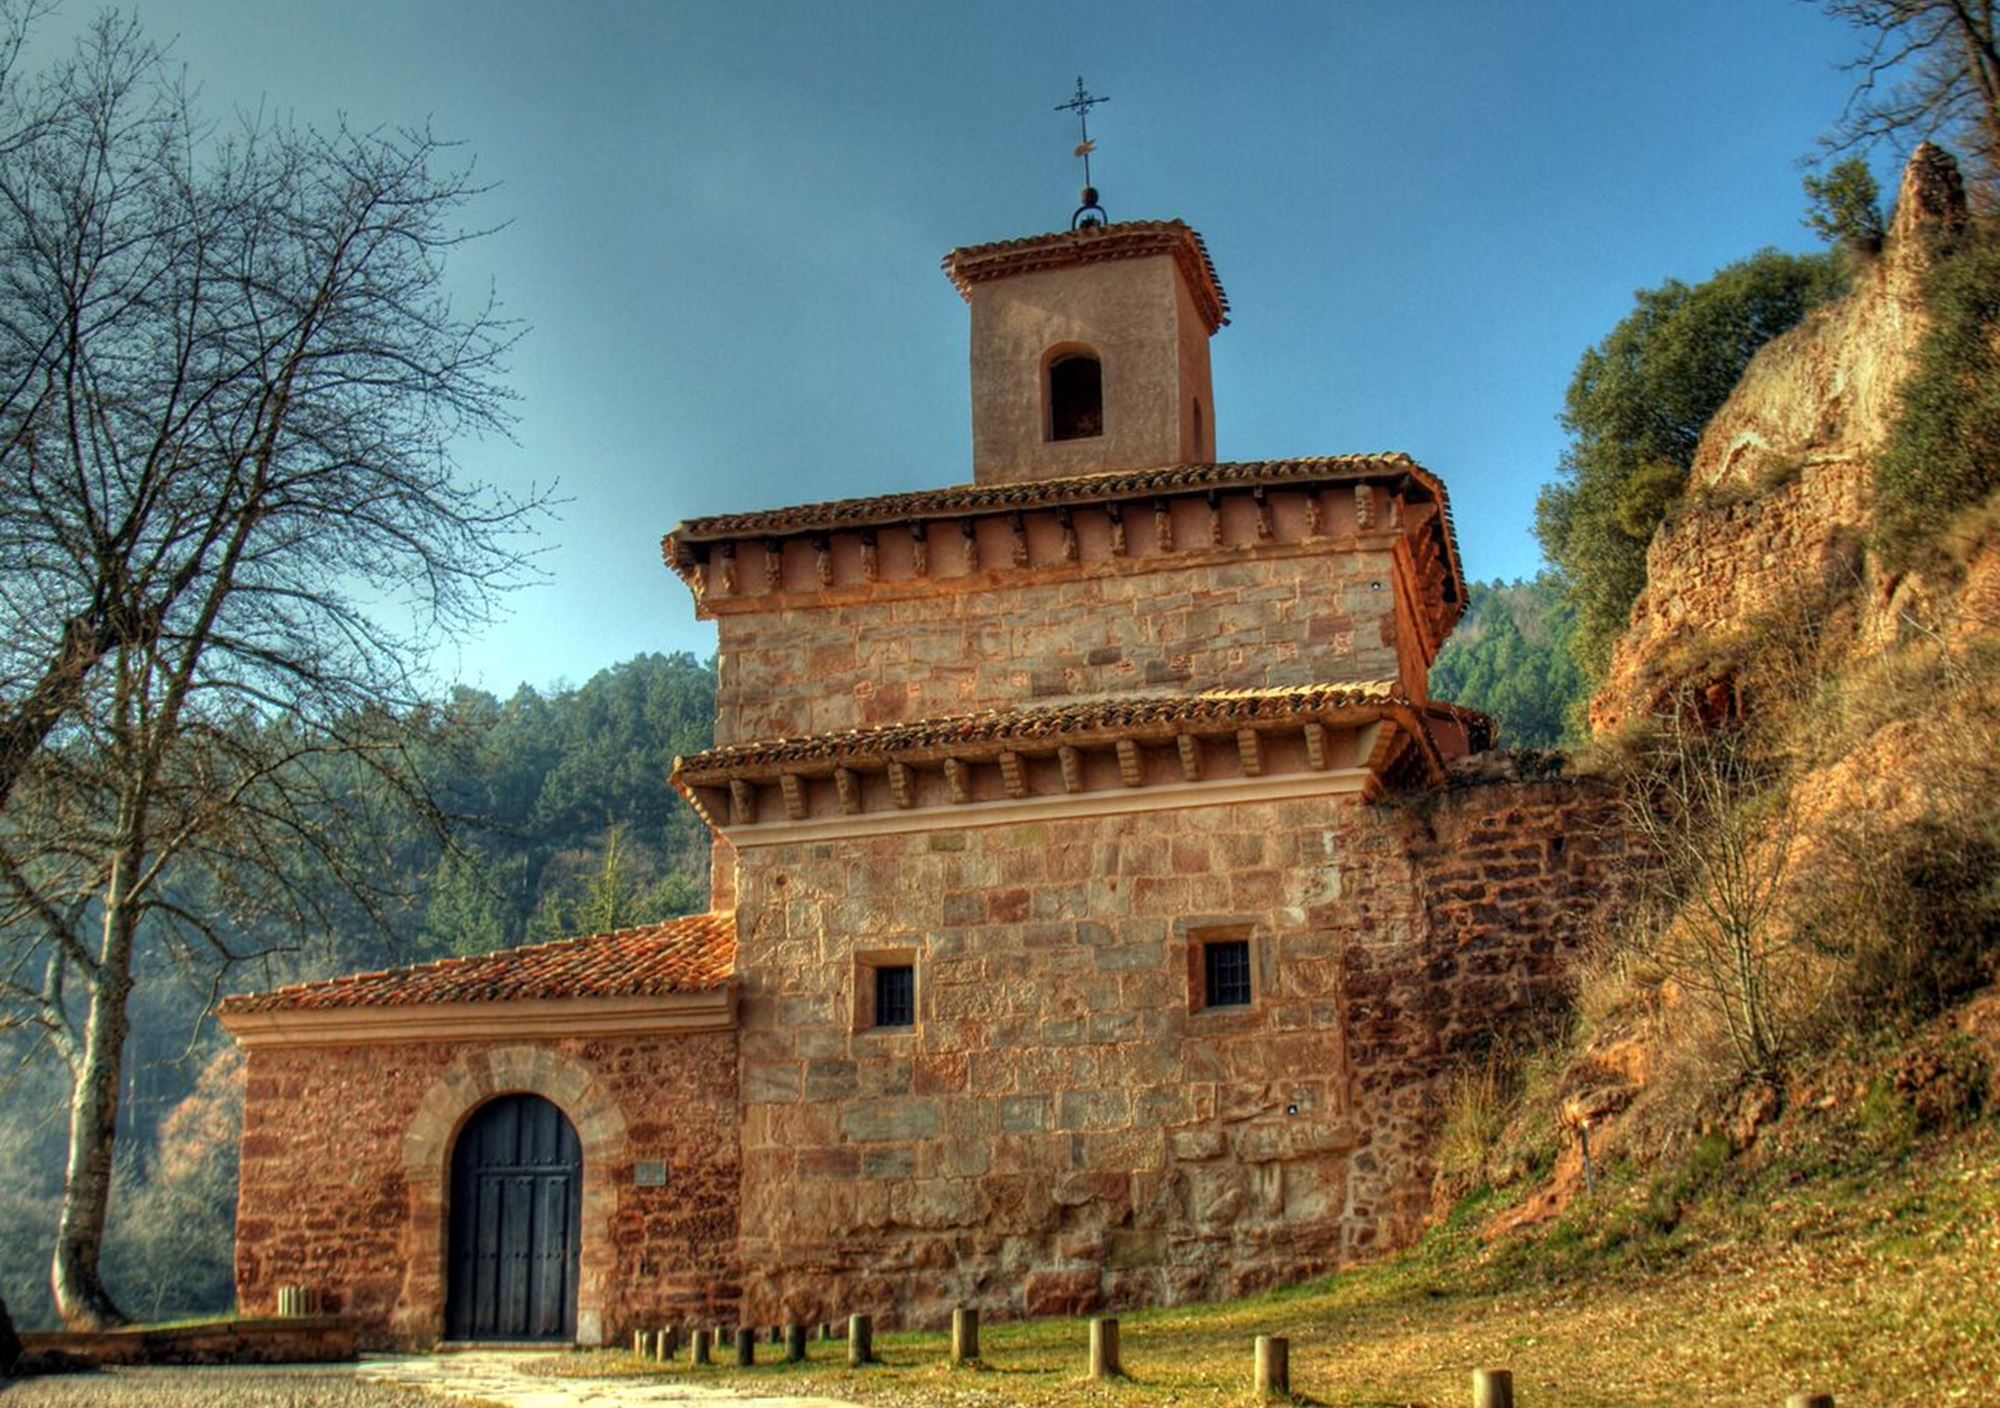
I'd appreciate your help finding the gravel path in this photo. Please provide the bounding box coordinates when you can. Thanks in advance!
[0,1353,867,1408]
[362,1350,865,1406]
[0,1364,444,1408]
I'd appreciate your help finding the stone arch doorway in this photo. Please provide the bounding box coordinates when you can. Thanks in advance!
[402,1047,627,1346]
[444,1093,583,1342]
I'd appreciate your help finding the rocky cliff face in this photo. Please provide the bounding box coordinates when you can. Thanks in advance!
[1591,146,1971,734]
[1443,147,2000,1255]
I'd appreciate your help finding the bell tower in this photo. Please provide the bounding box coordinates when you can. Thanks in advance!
[943,220,1228,486]
[941,81,1228,486]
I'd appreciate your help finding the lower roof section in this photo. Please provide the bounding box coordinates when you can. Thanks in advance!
[673,685,1489,845]
[217,914,738,1047]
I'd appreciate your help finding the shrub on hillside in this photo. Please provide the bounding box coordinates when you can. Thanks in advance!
[1803,158,1885,254]
[1877,226,2000,570]
[1785,627,2000,1041]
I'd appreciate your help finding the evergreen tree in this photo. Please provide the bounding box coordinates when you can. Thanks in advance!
[1431,578,1588,748]
[1535,251,1840,677]
[422,848,519,958]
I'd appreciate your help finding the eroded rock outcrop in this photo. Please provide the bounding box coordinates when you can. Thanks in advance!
[1591,146,1971,734]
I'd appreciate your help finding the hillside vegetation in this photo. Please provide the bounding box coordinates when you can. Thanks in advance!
[1535,252,1843,678]
[1424,146,2000,1398]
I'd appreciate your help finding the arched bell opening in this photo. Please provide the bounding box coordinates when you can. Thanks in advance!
[1045,345,1104,442]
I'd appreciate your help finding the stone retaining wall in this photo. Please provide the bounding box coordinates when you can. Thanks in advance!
[20,1316,358,1367]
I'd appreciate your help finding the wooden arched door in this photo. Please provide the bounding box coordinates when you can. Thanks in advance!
[444,1094,583,1341]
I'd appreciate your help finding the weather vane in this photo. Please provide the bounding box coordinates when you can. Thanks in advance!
[1055,76,1109,230]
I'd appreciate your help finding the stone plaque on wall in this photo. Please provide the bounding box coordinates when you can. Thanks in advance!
[634,1160,668,1188]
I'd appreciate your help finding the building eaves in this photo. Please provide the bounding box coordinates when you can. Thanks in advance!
[672,686,1490,841]
[941,219,1229,333]
[678,683,1407,778]
[664,455,1461,594]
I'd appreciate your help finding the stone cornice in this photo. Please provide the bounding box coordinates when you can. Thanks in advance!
[659,458,1467,656]
[673,688,1470,840]
[941,220,1230,334]
[704,768,1375,848]
[218,987,737,1048]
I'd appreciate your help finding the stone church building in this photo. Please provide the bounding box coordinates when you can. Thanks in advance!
[219,215,1622,1348]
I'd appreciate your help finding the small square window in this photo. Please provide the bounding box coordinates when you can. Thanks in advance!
[874,964,916,1028]
[852,946,919,1033]
[1203,939,1253,1009]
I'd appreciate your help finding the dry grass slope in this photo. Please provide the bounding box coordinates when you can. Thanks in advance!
[534,1112,1997,1406]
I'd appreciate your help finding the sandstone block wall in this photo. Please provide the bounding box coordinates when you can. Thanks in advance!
[725,769,1627,1329]
[235,1032,739,1348]
[1593,460,1871,732]
[714,545,1410,743]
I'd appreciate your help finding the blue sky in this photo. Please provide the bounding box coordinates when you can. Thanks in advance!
[32,1,1871,694]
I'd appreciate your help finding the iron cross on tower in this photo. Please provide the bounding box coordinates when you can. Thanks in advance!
[1055,76,1110,229]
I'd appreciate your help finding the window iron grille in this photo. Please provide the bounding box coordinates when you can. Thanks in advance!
[875,964,916,1028]
[1203,940,1252,1009]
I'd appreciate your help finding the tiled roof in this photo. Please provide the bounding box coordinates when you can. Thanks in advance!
[941,220,1230,333]
[667,454,1446,544]
[677,683,1412,778]
[217,913,735,1014]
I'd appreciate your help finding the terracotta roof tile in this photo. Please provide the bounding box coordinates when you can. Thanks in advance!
[665,453,1450,548]
[941,220,1230,333]
[676,683,1409,779]
[217,913,735,1014]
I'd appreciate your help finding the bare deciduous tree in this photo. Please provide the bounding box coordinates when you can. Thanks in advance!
[1610,712,1807,1078]
[1821,0,2000,188]
[0,10,547,1328]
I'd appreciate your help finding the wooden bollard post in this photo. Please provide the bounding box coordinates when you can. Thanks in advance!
[848,1313,875,1366]
[951,1307,980,1365]
[785,1324,808,1362]
[632,1329,647,1356]
[1787,1397,1835,1408]
[690,1329,712,1365]
[770,1325,783,1344]
[1473,1368,1515,1408]
[1255,1335,1289,1397]
[736,1326,757,1367]
[661,1327,681,1359]
[819,1322,835,1341]
[1088,1317,1121,1380]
